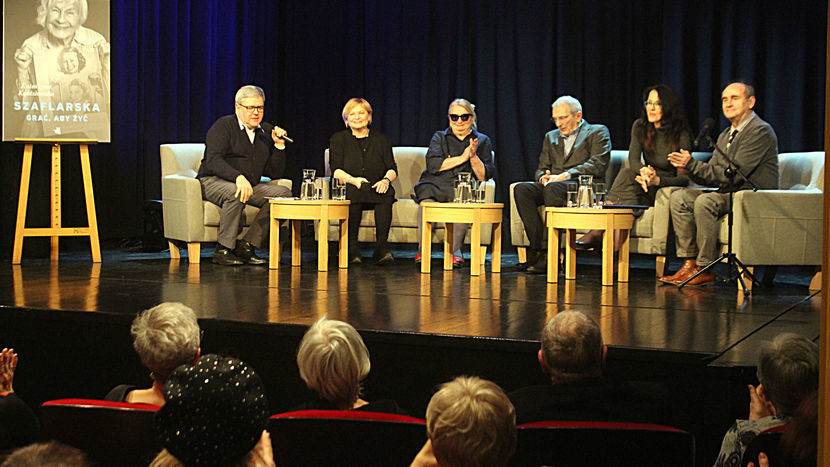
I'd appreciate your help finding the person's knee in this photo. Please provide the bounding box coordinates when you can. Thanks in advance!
[693,194,720,218]
[514,182,534,199]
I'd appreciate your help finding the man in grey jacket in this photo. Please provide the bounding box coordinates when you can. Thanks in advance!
[514,96,611,273]
[660,82,778,286]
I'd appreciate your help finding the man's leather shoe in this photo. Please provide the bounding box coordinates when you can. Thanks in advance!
[515,250,542,271]
[234,240,267,265]
[212,247,243,266]
[679,267,715,286]
[526,255,547,274]
[658,260,696,284]
[374,250,394,265]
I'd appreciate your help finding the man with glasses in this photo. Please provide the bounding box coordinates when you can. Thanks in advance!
[197,85,292,266]
[659,82,778,286]
[513,96,611,273]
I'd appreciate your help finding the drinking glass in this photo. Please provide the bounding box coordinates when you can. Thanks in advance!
[301,169,316,200]
[331,178,346,201]
[594,182,606,208]
[473,180,486,203]
[566,189,578,207]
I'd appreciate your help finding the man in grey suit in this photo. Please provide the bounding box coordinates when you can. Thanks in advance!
[514,96,611,273]
[660,82,778,286]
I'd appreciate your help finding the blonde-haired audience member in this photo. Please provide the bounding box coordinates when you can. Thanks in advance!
[293,317,406,414]
[105,302,201,405]
[411,376,516,467]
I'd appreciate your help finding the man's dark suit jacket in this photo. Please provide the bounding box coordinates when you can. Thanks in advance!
[508,378,671,426]
[684,112,778,192]
[533,120,612,182]
[197,114,286,186]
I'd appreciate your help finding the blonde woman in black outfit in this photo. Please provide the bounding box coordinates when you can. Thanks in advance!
[329,98,398,264]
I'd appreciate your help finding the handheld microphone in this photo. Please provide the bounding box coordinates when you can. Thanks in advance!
[694,118,717,149]
[266,124,294,143]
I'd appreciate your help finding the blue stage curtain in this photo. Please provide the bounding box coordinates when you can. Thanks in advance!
[0,0,825,252]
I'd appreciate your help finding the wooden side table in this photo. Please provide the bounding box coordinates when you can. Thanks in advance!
[545,207,634,286]
[420,202,503,276]
[268,199,350,271]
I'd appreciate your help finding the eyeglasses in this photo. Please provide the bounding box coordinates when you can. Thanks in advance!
[239,104,264,113]
[643,100,662,108]
[449,113,473,122]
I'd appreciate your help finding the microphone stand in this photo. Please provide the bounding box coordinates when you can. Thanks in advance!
[678,135,758,294]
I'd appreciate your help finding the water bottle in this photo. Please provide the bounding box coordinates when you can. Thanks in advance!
[301,169,316,200]
[577,175,594,208]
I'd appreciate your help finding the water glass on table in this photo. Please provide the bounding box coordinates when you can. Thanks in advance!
[331,178,346,201]
[594,182,606,208]
[472,180,486,203]
[566,189,578,207]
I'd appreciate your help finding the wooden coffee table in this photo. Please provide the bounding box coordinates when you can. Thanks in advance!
[268,199,350,271]
[545,207,634,286]
[420,202,503,276]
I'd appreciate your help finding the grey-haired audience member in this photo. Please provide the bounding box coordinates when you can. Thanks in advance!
[508,310,670,425]
[714,332,819,467]
[104,302,201,405]
[411,376,517,467]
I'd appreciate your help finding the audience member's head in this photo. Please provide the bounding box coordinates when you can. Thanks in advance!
[756,333,818,416]
[539,310,604,384]
[0,441,91,467]
[296,317,370,410]
[425,376,516,467]
[130,302,201,384]
[153,354,270,466]
[779,391,818,467]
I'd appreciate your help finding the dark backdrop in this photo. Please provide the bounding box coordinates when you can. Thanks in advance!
[1,0,825,258]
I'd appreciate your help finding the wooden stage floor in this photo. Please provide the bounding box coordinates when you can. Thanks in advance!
[0,244,820,367]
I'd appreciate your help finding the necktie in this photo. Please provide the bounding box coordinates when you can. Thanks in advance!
[726,129,738,149]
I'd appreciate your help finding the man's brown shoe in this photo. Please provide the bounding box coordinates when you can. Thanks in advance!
[679,267,715,286]
[658,260,696,284]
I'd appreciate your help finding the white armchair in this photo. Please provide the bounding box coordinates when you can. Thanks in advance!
[160,143,293,263]
[717,151,824,289]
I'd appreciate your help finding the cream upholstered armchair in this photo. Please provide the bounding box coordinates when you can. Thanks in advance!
[509,150,713,276]
[317,147,497,246]
[160,143,293,263]
[717,151,824,290]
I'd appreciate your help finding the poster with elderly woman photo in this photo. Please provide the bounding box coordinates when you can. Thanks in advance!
[3,0,110,142]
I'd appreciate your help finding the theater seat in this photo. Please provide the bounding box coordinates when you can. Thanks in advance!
[269,409,426,466]
[39,398,161,467]
[511,420,695,467]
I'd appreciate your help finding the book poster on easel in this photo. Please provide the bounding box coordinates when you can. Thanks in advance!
[2,0,111,142]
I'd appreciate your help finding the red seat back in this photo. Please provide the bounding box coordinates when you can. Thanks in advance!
[269,410,427,466]
[511,420,695,467]
[39,399,161,467]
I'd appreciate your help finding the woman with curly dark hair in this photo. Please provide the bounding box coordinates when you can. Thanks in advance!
[576,84,692,250]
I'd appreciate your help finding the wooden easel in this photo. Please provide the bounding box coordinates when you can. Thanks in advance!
[12,138,101,264]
